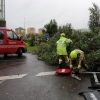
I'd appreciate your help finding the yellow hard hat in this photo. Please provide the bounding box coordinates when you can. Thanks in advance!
[70,51,77,59]
[61,33,65,37]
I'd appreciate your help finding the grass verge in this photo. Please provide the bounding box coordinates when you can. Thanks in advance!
[26,43,38,52]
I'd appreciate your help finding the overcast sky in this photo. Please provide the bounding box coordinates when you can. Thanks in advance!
[5,0,100,32]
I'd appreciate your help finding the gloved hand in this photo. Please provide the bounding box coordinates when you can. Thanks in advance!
[85,64,91,71]
[77,64,81,69]
[70,65,73,69]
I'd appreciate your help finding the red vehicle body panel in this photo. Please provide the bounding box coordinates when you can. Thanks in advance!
[0,27,27,55]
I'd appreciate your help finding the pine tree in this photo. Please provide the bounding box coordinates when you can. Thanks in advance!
[88,3,100,34]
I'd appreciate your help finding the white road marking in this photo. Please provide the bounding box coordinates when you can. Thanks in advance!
[36,70,100,77]
[0,80,5,83]
[36,71,55,76]
[0,74,27,83]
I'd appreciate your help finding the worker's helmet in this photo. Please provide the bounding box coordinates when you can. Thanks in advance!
[61,33,65,37]
[70,51,77,59]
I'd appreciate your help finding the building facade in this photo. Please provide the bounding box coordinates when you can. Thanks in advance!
[15,27,25,36]
[38,28,43,34]
[27,27,35,34]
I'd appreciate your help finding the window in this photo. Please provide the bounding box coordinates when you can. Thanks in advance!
[13,33,18,40]
[7,31,18,40]
[0,30,4,39]
[7,31,13,39]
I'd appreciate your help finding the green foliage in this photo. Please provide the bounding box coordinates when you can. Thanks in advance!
[36,3,100,70]
[86,50,100,70]
[37,24,73,65]
[88,3,100,34]
[37,33,59,65]
[58,24,72,38]
[71,30,100,69]
[44,19,58,37]
[28,34,35,46]
[81,44,89,51]
[26,43,38,52]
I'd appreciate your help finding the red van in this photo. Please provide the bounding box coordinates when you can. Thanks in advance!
[0,27,27,57]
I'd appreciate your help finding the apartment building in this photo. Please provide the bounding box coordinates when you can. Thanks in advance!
[27,27,35,34]
[15,27,25,36]
[38,28,43,34]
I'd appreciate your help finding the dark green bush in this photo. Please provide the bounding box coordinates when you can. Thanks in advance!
[37,32,60,65]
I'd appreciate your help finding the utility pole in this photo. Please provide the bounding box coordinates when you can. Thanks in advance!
[0,0,6,27]
[24,18,25,34]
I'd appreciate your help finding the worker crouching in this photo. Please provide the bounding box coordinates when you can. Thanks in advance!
[69,49,90,80]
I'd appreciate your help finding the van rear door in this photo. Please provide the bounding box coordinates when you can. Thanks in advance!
[0,29,6,54]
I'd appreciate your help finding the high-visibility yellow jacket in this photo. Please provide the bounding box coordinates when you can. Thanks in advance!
[56,36,68,55]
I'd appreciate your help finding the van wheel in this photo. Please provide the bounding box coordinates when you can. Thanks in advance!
[18,48,22,57]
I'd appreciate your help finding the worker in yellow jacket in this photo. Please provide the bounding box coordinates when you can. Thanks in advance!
[56,33,72,69]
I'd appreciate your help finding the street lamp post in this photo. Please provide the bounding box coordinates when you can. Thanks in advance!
[24,18,25,34]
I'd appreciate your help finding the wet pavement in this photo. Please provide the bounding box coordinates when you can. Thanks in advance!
[0,53,93,100]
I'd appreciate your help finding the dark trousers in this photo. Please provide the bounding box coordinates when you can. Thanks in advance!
[58,55,69,69]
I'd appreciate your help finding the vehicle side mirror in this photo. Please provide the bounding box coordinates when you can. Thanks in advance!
[19,36,24,40]
[18,36,21,40]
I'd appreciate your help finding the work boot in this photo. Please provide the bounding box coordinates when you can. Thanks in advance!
[59,63,62,69]
[59,59,62,64]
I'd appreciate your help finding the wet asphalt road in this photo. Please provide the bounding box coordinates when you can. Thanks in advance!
[0,53,92,100]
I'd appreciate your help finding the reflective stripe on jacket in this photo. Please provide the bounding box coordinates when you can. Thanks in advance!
[74,49,84,58]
